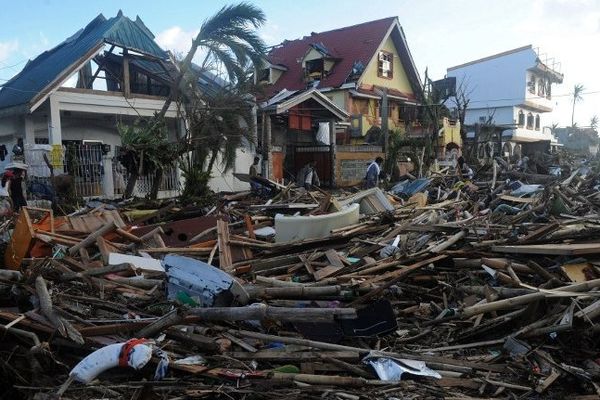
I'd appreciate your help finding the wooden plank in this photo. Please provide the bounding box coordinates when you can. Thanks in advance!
[244,214,255,240]
[298,254,315,276]
[217,219,233,271]
[498,194,538,204]
[492,242,600,256]
[5,208,36,270]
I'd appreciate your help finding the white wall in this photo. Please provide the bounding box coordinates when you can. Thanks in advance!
[447,47,536,110]
[207,147,255,193]
[464,106,514,125]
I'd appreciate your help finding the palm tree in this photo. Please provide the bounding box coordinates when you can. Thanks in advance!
[158,3,267,117]
[590,115,599,131]
[571,84,585,126]
[119,3,267,199]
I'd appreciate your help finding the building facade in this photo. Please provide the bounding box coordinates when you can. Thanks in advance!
[446,45,563,158]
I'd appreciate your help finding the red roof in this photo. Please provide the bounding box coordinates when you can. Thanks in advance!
[265,17,396,96]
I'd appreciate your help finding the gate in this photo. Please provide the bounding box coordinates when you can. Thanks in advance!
[294,145,331,187]
[64,143,105,197]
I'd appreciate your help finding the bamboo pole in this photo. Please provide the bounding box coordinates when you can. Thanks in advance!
[68,221,116,256]
[188,304,356,322]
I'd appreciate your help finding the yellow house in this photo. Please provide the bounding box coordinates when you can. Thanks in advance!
[260,17,423,141]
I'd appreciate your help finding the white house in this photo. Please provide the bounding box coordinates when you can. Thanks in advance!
[446,45,563,158]
[0,12,257,199]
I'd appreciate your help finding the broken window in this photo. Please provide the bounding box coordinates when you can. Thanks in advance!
[527,78,536,94]
[305,59,325,81]
[526,113,534,129]
[537,79,545,97]
[258,68,270,84]
[518,110,525,127]
[377,51,393,79]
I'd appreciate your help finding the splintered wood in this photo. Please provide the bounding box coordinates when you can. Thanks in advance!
[4,154,600,399]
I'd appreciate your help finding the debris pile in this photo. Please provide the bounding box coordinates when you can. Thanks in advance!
[2,162,600,399]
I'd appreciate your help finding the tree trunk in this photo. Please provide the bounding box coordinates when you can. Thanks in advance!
[157,36,203,120]
[207,149,219,174]
[571,99,576,126]
[124,170,139,199]
[150,167,163,200]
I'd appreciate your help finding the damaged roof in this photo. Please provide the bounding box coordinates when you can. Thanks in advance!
[264,17,421,97]
[0,11,168,111]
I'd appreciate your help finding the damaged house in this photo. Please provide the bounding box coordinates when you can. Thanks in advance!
[257,17,423,186]
[0,11,184,199]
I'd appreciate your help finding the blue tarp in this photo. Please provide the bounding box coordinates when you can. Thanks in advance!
[390,178,430,196]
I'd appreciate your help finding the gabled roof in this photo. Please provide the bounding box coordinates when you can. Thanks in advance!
[0,11,168,111]
[260,88,349,121]
[264,17,421,97]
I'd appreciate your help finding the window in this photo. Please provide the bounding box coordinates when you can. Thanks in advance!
[377,51,393,79]
[305,59,324,81]
[527,78,536,94]
[526,113,534,129]
[258,68,270,83]
[479,116,486,123]
[535,114,540,130]
[537,79,545,97]
[546,83,552,99]
[518,110,525,127]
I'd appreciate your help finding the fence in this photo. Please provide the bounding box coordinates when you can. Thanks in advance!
[25,143,105,198]
[113,158,180,197]
[24,144,181,199]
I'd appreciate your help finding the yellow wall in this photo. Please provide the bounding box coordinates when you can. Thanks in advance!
[360,36,413,95]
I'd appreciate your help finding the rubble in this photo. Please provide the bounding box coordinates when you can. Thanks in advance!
[2,157,600,399]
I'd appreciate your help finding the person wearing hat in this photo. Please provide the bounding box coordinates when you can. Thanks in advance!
[3,165,27,211]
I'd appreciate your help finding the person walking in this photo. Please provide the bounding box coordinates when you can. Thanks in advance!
[365,157,383,188]
[249,156,261,192]
[301,161,320,190]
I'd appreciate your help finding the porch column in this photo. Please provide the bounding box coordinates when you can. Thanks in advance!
[102,155,114,198]
[329,119,337,188]
[23,115,35,145]
[251,103,258,151]
[263,112,272,180]
[48,94,62,145]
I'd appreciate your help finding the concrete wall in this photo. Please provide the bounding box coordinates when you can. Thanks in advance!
[336,149,384,187]
[464,106,514,125]
[208,147,255,193]
[447,47,535,110]
[361,36,413,94]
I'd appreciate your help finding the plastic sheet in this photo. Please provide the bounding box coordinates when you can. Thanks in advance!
[363,355,441,381]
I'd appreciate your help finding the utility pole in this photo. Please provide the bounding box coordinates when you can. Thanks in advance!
[381,88,389,153]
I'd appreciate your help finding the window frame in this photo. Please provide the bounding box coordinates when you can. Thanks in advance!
[517,110,525,127]
[377,51,394,79]
[526,112,534,130]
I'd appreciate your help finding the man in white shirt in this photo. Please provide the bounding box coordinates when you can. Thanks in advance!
[301,161,320,190]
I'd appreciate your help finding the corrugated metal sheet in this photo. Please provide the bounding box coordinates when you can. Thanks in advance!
[0,12,168,110]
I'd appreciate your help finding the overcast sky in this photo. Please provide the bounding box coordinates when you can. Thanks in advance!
[1,0,598,127]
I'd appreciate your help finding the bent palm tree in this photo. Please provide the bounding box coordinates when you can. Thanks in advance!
[571,84,585,127]
[159,2,267,117]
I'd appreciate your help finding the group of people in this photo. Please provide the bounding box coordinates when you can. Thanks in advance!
[248,155,386,191]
